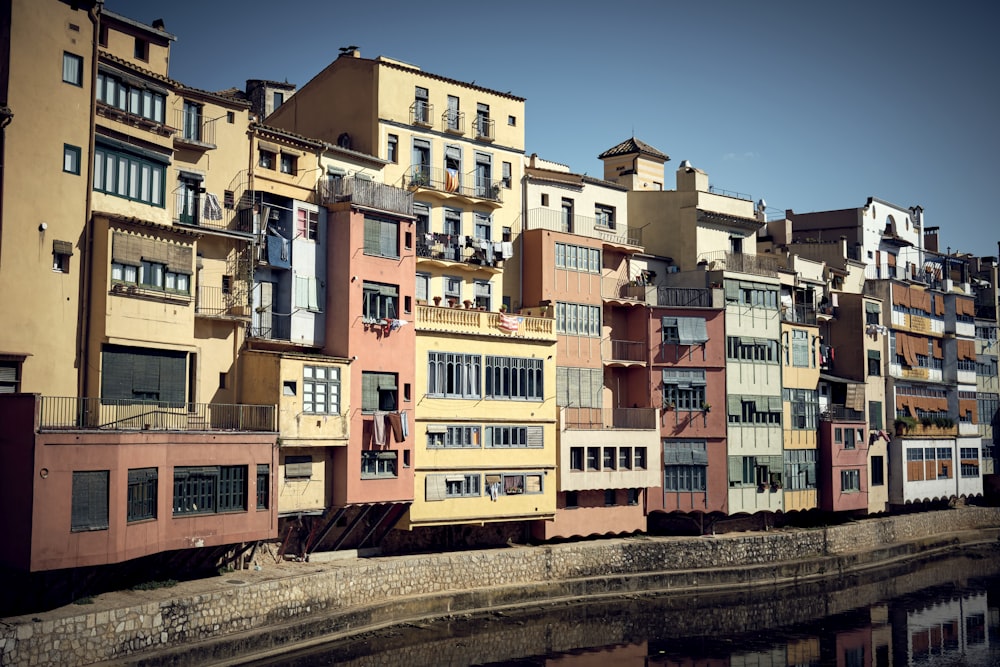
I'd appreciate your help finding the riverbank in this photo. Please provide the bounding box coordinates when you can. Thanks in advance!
[3,506,1000,666]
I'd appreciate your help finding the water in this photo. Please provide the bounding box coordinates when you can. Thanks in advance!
[239,545,1000,666]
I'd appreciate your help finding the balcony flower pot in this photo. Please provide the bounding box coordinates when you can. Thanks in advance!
[464,300,473,309]
[433,296,442,307]
[448,298,457,308]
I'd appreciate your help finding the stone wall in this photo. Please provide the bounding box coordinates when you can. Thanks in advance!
[2,507,999,667]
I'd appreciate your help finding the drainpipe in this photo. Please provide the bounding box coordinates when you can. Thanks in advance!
[78,1,102,399]
[0,105,11,270]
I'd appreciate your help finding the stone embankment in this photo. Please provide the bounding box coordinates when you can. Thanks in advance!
[2,507,1000,666]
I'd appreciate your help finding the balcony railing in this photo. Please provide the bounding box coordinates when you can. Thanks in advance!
[563,407,658,430]
[442,109,465,133]
[39,396,276,432]
[473,116,495,141]
[405,166,503,202]
[657,287,713,308]
[820,405,866,422]
[604,339,646,363]
[174,191,253,236]
[782,304,818,325]
[173,109,216,148]
[415,304,556,340]
[249,311,292,341]
[195,284,250,318]
[523,208,642,246]
[698,250,782,278]
[417,232,504,268]
[410,101,433,126]
[318,175,413,217]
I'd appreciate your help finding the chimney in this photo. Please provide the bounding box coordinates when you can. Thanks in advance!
[152,18,166,31]
[676,160,707,192]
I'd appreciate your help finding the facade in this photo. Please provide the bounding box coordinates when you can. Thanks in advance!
[970,254,999,477]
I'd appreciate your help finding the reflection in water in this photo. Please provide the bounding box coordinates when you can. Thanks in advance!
[241,546,1000,667]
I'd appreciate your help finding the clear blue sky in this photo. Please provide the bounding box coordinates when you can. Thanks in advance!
[108,0,1000,258]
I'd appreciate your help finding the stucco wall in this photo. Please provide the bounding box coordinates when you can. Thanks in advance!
[3,507,999,666]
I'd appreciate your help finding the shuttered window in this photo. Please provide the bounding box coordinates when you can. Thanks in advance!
[72,470,109,532]
[173,465,246,515]
[555,367,602,408]
[363,215,399,258]
[484,425,543,448]
[362,372,397,412]
[127,468,157,522]
[284,455,313,479]
[100,345,186,405]
[0,360,21,393]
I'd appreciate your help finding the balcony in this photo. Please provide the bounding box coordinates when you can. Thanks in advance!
[249,311,292,342]
[405,166,503,203]
[820,405,865,422]
[172,109,216,150]
[410,101,433,127]
[417,232,505,271]
[441,109,465,134]
[195,285,250,319]
[473,116,495,142]
[38,396,276,432]
[415,304,556,341]
[318,175,413,217]
[523,208,642,247]
[782,303,818,325]
[603,339,646,364]
[563,407,658,430]
[698,250,781,278]
[175,191,254,237]
[657,287,714,308]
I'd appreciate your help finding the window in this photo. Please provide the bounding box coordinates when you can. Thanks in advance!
[101,345,186,404]
[554,243,600,274]
[662,317,709,346]
[663,369,707,411]
[134,37,148,61]
[97,72,166,123]
[485,355,543,401]
[93,144,166,207]
[555,302,601,336]
[474,280,492,310]
[427,424,481,448]
[619,447,632,470]
[841,469,861,492]
[296,207,319,241]
[52,240,72,273]
[414,86,429,124]
[634,447,647,469]
[362,281,399,321]
[259,150,275,169]
[99,24,108,47]
[284,455,313,479]
[785,389,819,429]
[363,215,399,258]
[570,447,583,471]
[627,489,639,505]
[486,425,542,448]
[561,198,574,232]
[176,174,201,225]
[604,489,617,506]
[961,447,980,478]
[541,193,549,207]
[387,134,398,163]
[784,449,816,490]
[791,329,810,367]
[0,358,24,393]
[182,101,202,142]
[724,280,779,309]
[603,447,616,470]
[556,367,603,409]
[444,275,462,302]
[173,466,247,515]
[502,161,511,188]
[726,336,780,363]
[865,302,881,325]
[565,491,579,508]
[63,52,83,86]
[587,447,600,471]
[226,111,235,124]
[869,401,883,430]
[415,272,430,302]
[871,456,885,486]
[303,366,340,414]
[280,153,297,175]
[112,257,190,295]
[867,350,881,376]
[72,470,109,531]
[273,91,284,109]
[256,465,270,509]
[843,427,857,449]
[475,102,491,138]
[595,205,615,230]
[427,351,481,399]
[361,451,397,478]
[729,455,782,487]
[362,371,397,412]
[127,468,157,522]
[446,474,480,498]
[445,95,460,130]
[499,472,542,495]
[664,441,707,491]
[728,395,782,425]
[63,144,81,174]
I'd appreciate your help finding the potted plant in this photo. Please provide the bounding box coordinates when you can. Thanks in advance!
[701,402,711,413]
[665,401,675,410]
[448,298,457,308]
[463,299,473,309]
[894,416,917,435]
[499,303,508,313]
[433,296,442,307]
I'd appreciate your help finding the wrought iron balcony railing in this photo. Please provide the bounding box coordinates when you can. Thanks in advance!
[39,396,276,432]
[405,166,503,202]
[563,407,658,430]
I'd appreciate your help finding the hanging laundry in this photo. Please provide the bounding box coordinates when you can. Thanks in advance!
[386,412,404,442]
[202,193,223,220]
[400,410,409,438]
[501,241,514,259]
[372,411,387,445]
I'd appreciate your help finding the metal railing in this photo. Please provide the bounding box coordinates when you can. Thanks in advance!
[410,101,433,126]
[173,109,216,146]
[473,116,494,141]
[708,185,752,201]
[249,311,292,341]
[782,304,818,325]
[39,396,276,432]
[195,284,250,318]
[820,405,866,422]
[405,166,503,202]
[523,208,642,246]
[656,287,712,308]
[442,109,465,133]
[605,339,646,362]
[318,175,413,216]
[697,250,782,278]
[416,233,503,267]
[563,407,658,430]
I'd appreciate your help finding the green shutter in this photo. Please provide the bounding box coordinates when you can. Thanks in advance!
[728,456,742,485]
[363,217,379,254]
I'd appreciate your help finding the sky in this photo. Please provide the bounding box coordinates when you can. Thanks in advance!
[106,0,1000,257]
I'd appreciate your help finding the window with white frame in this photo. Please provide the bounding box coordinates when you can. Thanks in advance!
[485,356,543,401]
[94,143,166,207]
[97,70,166,123]
[784,449,816,490]
[474,213,492,241]
[474,280,491,310]
[785,388,819,429]
[555,302,601,336]
[594,204,615,230]
[63,52,84,86]
[485,425,543,448]
[361,451,397,478]
[303,366,339,414]
[662,369,707,410]
[841,469,861,492]
[296,207,319,241]
[427,351,481,399]
[427,425,481,448]
[554,242,600,273]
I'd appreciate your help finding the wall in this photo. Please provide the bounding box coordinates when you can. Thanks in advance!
[3,507,999,666]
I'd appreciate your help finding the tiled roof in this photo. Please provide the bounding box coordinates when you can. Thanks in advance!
[598,137,669,162]
[99,52,250,108]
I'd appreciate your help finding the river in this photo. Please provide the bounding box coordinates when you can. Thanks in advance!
[236,544,1000,666]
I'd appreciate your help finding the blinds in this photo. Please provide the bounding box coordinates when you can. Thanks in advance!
[676,317,708,345]
[112,231,192,273]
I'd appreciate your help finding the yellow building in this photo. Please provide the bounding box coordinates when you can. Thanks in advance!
[781,315,821,512]
[405,306,558,528]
